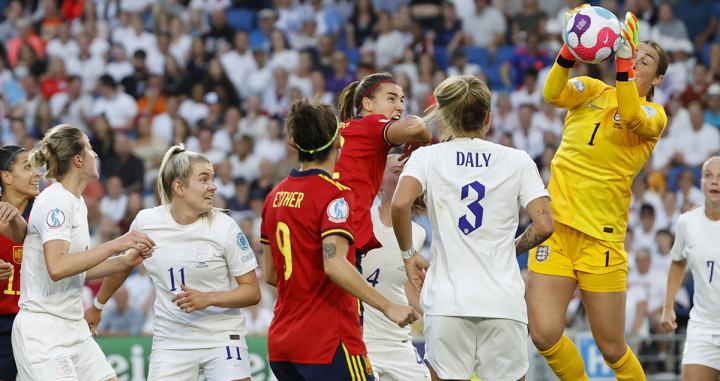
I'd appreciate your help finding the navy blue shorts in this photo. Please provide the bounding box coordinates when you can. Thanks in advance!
[0,314,17,380]
[270,342,375,381]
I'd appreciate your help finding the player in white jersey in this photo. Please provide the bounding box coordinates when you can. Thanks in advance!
[11,124,155,381]
[391,75,555,381]
[86,145,260,381]
[362,153,430,381]
[661,156,720,380]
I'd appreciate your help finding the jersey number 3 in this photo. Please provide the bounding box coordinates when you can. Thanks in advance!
[459,181,485,235]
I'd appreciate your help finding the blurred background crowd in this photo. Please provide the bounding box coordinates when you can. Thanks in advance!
[0,0,717,373]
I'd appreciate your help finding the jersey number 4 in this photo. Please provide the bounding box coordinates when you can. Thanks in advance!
[459,181,485,235]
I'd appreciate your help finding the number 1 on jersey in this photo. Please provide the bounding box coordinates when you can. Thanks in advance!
[3,270,18,295]
[168,267,185,291]
[588,123,601,146]
[708,260,715,283]
[276,222,293,280]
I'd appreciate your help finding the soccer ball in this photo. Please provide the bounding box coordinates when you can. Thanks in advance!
[565,6,623,64]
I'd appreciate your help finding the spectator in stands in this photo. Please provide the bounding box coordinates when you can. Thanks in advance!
[120,13,157,59]
[7,18,45,69]
[510,68,542,109]
[97,286,144,337]
[659,192,680,233]
[186,37,209,82]
[214,159,235,202]
[178,83,209,127]
[239,94,269,141]
[654,229,675,274]
[510,0,547,45]
[313,34,335,77]
[167,16,192,67]
[171,117,192,146]
[533,99,564,143]
[162,55,192,97]
[417,52,436,89]
[624,271,648,351]
[91,75,138,132]
[634,204,660,252]
[0,0,21,43]
[326,50,356,95]
[311,70,334,104]
[203,9,234,58]
[461,0,506,49]
[683,63,711,108]
[676,169,705,209]
[287,51,313,99]
[291,18,319,51]
[151,95,179,146]
[131,115,168,188]
[704,83,720,128]
[102,132,145,193]
[230,135,261,183]
[45,22,79,65]
[243,47,273,99]
[32,99,54,138]
[673,101,720,170]
[629,172,664,231]
[373,10,406,71]
[105,44,134,83]
[428,1,463,54]
[666,91,692,138]
[202,58,239,108]
[254,118,287,164]
[250,9,275,51]
[220,30,256,100]
[100,175,128,223]
[268,29,299,73]
[49,75,92,135]
[263,67,291,118]
[249,158,275,206]
[212,106,240,154]
[504,31,554,87]
[490,92,519,140]
[137,75,167,117]
[511,104,545,160]
[447,48,483,77]
[650,3,691,50]
[272,140,299,185]
[121,49,151,100]
[674,0,718,55]
[345,0,377,48]
[228,178,251,214]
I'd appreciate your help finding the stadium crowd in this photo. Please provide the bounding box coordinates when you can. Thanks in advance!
[0,0,718,374]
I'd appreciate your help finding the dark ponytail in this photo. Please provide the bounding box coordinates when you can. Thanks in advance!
[337,72,396,121]
[286,100,338,163]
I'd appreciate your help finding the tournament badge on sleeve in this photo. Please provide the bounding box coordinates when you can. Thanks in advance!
[327,198,349,223]
[46,208,66,229]
[535,245,550,262]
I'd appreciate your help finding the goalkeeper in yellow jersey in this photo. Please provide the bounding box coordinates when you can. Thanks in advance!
[526,5,669,381]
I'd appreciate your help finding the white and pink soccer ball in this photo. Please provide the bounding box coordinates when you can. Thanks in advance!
[565,6,623,64]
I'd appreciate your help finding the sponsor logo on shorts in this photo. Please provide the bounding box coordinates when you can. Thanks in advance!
[362,354,373,375]
[46,208,65,229]
[54,355,72,376]
[237,231,250,251]
[327,197,349,223]
[535,245,550,262]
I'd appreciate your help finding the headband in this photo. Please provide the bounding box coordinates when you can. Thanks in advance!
[2,148,25,171]
[357,79,397,108]
[295,119,340,155]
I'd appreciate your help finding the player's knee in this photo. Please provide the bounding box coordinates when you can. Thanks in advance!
[528,324,562,351]
[595,339,627,363]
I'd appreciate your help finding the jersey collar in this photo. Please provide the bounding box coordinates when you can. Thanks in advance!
[290,168,332,178]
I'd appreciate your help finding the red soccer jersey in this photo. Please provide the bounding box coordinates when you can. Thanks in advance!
[334,114,394,253]
[0,198,33,315]
[261,168,366,364]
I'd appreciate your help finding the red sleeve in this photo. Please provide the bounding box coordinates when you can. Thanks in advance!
[320,189,355,244]
[361,114,396,147]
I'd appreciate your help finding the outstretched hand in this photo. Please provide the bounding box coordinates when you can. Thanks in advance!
[562,3,590,42]
[617,12,639,60]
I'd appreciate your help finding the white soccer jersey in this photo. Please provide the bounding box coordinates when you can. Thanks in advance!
[670,206,720,335]
[401,138,549,323]
[362,206,426,343]
[18,182,91,321]
[133,206,258,350]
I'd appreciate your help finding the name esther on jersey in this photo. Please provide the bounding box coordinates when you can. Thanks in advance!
[272,191,304,208]
[457,152,491,167]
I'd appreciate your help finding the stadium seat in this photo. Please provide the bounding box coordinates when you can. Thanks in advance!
[494,45,516,65]
[701,42,713,67]
[227,8,256,31]
[464,47,490,68]
[345,48,360,67]
[434,46,449,71]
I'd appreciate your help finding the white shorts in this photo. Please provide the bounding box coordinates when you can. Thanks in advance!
[424,315,528,381]
[365,340,430,381]
[682,333,720,371]
[11,310,116,381]
[148,345,251,381]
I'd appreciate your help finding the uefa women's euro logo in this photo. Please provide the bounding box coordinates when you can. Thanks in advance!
[46,208,66,229]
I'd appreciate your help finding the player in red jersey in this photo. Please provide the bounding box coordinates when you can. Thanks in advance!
[0,146,41,379]
[335,72,433,255]
[261,101,418,380]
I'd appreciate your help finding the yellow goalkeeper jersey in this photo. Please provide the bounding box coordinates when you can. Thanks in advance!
[544,63,667,242]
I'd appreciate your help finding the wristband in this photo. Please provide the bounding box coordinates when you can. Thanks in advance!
[556,44,576,69]
[400,247,416,259]
[615,58,635,81]
[93,297,106,310]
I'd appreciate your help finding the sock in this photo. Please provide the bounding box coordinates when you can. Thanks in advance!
[605,346,646,381]
[537,335,589,381]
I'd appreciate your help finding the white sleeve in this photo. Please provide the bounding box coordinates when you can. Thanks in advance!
[518,151,550,208]
[36,194,75,244]
[670,214,688,261]
[400,147,429,192]
[225,219,258,277]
